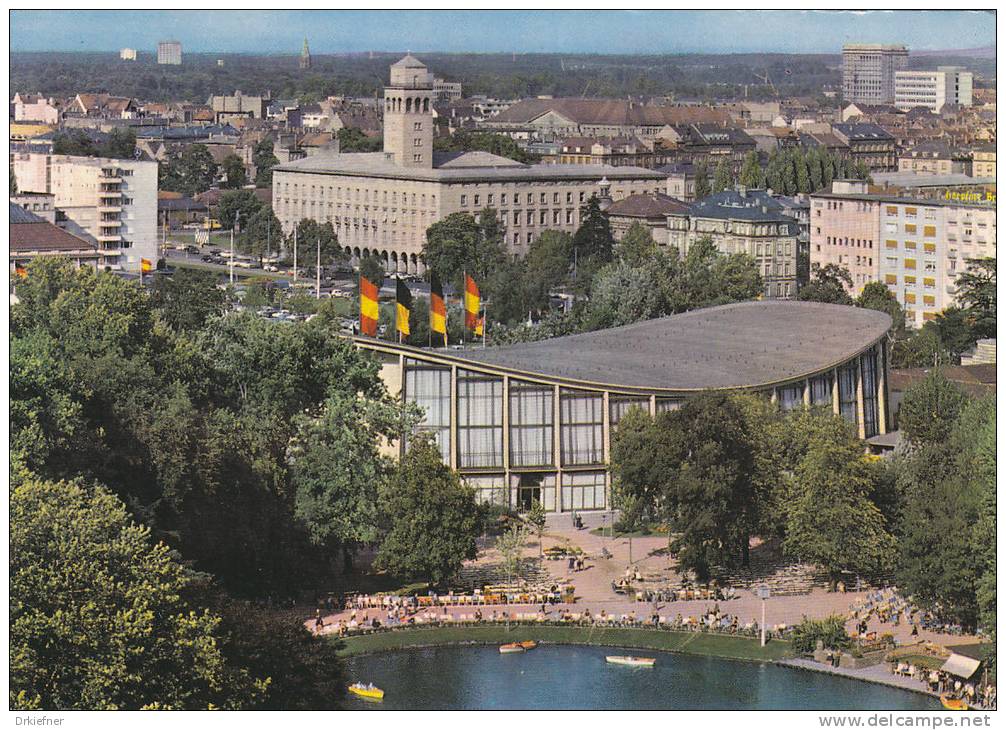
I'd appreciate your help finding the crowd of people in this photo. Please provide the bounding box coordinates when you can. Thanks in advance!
[891,663,996,709]
[850,588,968,637]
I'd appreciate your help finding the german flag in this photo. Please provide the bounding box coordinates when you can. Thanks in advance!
[141,258,154,273]
[464,274,480,331]
[395,278,413,338]
[14,265,27,279]
[430,272,447,346]
[474,316,484,338]
[359,275,379,337]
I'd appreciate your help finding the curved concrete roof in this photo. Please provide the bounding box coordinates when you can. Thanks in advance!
[454,301,891,391]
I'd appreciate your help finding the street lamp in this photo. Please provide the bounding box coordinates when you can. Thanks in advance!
[757,584,771,647]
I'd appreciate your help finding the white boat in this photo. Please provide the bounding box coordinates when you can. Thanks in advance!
[606,655,656,667]
[499,642,526,654]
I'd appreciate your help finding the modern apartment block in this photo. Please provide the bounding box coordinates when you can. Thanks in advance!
[10,153,159,273]
[895,67,973,113]
[842,44,909,104]
[119,48,137,61]
[809,180,996,327]
[157,40,182,65]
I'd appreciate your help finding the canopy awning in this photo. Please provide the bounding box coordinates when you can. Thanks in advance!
[940,653,981,679]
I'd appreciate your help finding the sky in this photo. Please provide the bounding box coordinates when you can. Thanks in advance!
[10,10,995,55]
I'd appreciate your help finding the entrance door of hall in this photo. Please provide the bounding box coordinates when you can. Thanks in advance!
[516,474,541,513]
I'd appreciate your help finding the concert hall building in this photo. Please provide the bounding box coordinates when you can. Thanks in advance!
[355,301,893,513]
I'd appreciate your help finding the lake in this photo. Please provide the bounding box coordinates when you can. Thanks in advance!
[344,644,939,710]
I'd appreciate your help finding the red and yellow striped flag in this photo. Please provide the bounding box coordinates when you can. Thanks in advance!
[14,265,27,278]
[141,258,154,273]
[464,274,480,331]
[359,275,379,337]
[474,316,484,337]
[430,272,447,346]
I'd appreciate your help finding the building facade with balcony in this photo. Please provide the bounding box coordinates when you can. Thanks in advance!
[355,301,893,511]
[10,153,158,272]
[809,180,996,328]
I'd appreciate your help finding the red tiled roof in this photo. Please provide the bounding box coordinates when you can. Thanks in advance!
[490,98,732,128]
[10,220,98,254]
[606,192,690,218]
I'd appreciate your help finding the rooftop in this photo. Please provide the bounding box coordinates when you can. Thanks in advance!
[449,301,891,391]
[10,203,100,253]
[606,192,690,218]
[273,151,665,183]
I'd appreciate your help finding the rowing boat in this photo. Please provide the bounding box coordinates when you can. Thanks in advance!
[348,682,385,700]
[940,695,968,711]
[499,642,526,654]
[520,640,538,650]
[606,655,656,667]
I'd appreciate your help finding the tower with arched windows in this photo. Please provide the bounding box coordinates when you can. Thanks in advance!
[383,55,434,169]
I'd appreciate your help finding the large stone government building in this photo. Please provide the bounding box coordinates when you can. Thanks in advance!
[272,56,665,273]
[356,301,893,513]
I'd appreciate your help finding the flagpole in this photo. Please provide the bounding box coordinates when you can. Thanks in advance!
[315,238,321,300]
[483,301,487,349]
[428,274,432,349]
[397,279,402,344]
[461,270,466,348]
[293,227,298,282]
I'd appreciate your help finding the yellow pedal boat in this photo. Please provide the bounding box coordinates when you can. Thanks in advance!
[606,655,656,667]
[499,642,526,654]
[349,682,385,700]
[940,695,968,711]
[520,640,538,650]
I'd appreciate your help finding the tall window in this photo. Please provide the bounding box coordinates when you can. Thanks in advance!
[838,363,858,425]
[405,362,451,463]
[777,384,803,411]
[810,374,833,407]
[561,472,605,511]
[456,369,503,469]
[464,475,506,506]
[861,350,879,437]
[509,382,553,467]
[609,397,649,429]
[560,389,603,465]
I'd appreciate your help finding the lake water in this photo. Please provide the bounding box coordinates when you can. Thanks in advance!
[344,644,939,711]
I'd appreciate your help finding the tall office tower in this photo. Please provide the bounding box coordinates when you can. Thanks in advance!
[842,44,908,104]
[300,37,312,69]
[157,40,182,65]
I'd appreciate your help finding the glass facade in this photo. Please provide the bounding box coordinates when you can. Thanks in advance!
[838,363,859,424]
[509,381,554,468]
[464,474,506,506]
[609,397,650,429]
[655,399,681,414]
[811,373,833,407]
[404,360,451,463]
[561,471,606,511]
[861,349,879,438]
[456,369,503,468]
[560,389,603,466]
[777,384,804,411]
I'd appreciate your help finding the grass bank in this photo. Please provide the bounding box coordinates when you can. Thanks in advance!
[333,625,792,662]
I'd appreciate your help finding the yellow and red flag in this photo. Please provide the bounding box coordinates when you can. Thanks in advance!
[395,278,413,337]
[141,258,154,273]
[430,272,447,346]
[464,274,480,331]
[474,316,484,337]
[14,265,27,278]
[359,275,379,337]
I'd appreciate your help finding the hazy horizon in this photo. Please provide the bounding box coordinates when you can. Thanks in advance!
[10,10,996,55]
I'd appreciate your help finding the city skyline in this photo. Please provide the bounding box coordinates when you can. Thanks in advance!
[10,9,996,55]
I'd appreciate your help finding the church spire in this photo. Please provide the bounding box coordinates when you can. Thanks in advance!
[299,37,311,70]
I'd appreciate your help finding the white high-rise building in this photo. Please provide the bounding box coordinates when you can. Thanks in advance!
[895,67,973,113]
[842,44,909,104]
[157,40,182,65]
[120,48,137,61]
[10,153,159,273]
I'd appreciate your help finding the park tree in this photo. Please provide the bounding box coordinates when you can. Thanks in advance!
[526,499,547,558]
[221,153,248,189]
[217,189,263,231]
[889,323,947,368]
[10,477,265,710]
[797,263,854,305]
[337,127,382,152]
[712,160,734,193]
[149,268,228,331]
[159,144,218,197]
[932,306,983,362]
[496,522,529,586]
[693,163,711,200]
[738,151,763,188]
[784,421,895,586]
[252,138,280,187]
[423,209,509,294]
[375,437,480,585]
[581,256,671,331]
[955,257,996,340]
[241,205,283,263]
[570,195,615,292]
[434,130,539,164]
[609,407,673,529]
[667,236,761,312]
[287,218,343,270]
[856,280,906,334]
[896,369,967,447]
[615,222,660,266]
[522,229,573,310]
[358,254,386,289]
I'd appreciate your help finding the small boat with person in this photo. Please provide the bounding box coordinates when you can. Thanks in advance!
[348,682,385,700]
[520,640,538,650]
[606,655,656,667]
[940,695,968,711]
[499,642,526,654]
